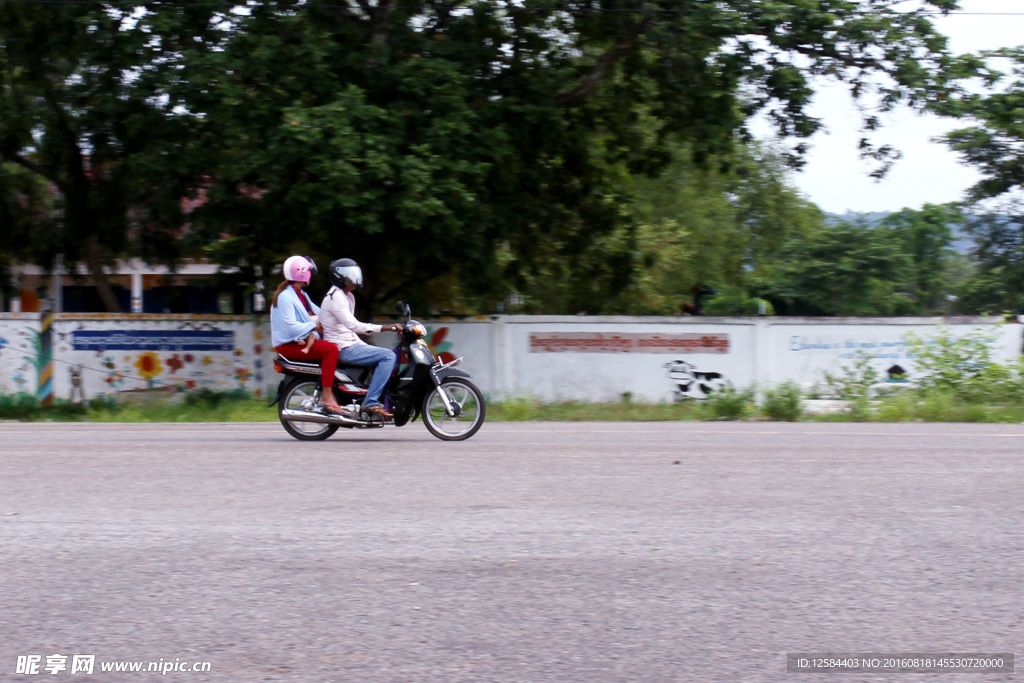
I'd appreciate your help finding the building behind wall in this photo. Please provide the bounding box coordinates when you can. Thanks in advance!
[4,259,262,315]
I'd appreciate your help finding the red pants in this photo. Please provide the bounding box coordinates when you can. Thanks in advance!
[276,339,339,388]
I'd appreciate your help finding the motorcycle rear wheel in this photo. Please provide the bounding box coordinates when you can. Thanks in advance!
[279,378,340,441]
[421,377,486,441]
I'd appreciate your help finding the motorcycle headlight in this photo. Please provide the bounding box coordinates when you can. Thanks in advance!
[410,341,434,364]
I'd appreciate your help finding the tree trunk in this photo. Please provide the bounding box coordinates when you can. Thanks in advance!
[84,238,123,313]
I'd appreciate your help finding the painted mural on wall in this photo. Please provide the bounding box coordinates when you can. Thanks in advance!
[787,333,912,361]
[424,326,457,364]
[774,323,1022,390]
[0,314,272,401]
[0,315,40,396]
[4,315,1020,404]
[664,359,732,400]
[529,332,730,354]
[515,326,744,402]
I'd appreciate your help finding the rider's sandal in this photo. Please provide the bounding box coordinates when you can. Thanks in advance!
[364,405,393,420]
[318,404,346,415]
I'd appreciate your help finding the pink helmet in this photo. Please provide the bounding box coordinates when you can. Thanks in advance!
[282,255,314,283]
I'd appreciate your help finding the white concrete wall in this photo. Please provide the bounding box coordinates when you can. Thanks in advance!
[387,316,1024,402]
[2,313,1021,403]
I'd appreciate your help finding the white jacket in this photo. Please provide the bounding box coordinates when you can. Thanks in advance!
[319,287,382,350]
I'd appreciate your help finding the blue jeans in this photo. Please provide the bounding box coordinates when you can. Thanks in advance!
[338,343,396,409]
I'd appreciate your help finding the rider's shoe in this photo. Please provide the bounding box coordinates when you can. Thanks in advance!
[363,404,393,420]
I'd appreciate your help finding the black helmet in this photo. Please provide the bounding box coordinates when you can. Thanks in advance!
[329,258,363,290]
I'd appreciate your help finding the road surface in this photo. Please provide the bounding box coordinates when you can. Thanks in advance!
[1,422,1020,681]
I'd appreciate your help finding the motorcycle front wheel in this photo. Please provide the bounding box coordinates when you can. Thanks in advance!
[278,378,340,441]
[421,377,486,441]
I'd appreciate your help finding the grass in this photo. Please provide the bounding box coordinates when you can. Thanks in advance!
[2,389,1024,424]
[0,390,276,423]
[811,391,1024,424]
[489,396,706,422]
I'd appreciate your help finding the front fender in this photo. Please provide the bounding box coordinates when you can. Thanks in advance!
[433,366,472,383]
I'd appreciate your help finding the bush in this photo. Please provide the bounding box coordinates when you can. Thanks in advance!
[0,393,41,420]
[702,285,774,316]
[698,386,755,420]
[183,388,251,408]
[761,382,804,421]
[0,393,116,421]
[821,350,881,419]
[903,325,1002,397]
[871,391,919,422]
[823,349,879,401]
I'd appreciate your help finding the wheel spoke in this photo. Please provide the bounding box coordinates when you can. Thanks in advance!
[422,379,485,440]
[280,380,336,439]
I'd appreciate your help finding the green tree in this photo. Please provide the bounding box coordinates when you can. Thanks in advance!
[2,0,972,314]
[766,217,917,316]
[937,47,1024,313]
[0,161,54,295]
[940,48,1024,201]
[954,210,1024,314]
[172,0,970,313]
[878,204,962,313]
[614,142,822,315]
[0,2,221,310]
[759,205,966,317]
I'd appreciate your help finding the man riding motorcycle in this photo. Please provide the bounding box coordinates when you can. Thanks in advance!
[319,258,403,420]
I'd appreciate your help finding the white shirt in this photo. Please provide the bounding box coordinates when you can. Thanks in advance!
[319,287,382,350]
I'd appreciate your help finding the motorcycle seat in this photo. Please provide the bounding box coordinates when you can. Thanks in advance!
[275,353,373,384]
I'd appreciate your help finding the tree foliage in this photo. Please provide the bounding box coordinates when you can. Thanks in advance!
[619,142,822,315]
[0,0,983,313]
[937,48,1024,314]
[0,2,221,309]
[761,205,963,316]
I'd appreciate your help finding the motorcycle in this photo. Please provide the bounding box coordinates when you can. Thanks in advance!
[269,302,486,441]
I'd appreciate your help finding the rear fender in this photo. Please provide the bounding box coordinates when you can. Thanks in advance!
[268,378,288,407]
[269,376,307,407]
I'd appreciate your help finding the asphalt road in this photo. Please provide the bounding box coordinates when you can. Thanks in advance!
[1,421,1021,682]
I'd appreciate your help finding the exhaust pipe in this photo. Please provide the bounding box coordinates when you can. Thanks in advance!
[280,407,368,427]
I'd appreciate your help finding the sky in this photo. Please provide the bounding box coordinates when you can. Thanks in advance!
[776,0,1024,214]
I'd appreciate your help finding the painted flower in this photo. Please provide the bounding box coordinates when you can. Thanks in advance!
[426,326,457,365]
[234,366,252,383]
[253,344,263,354]
[201,355,214,366]
[134,351,165,380]
[166,354,184,374]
